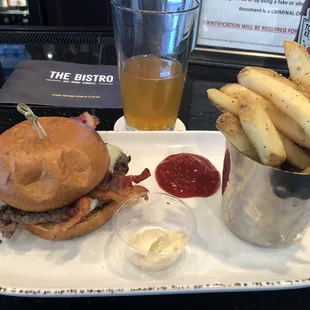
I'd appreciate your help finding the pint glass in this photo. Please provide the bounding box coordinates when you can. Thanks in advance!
[111,0,199,131]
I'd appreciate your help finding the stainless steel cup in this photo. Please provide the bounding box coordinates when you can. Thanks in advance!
[222,142,310,248]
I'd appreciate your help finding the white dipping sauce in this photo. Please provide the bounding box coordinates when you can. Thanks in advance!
[127,227,188,271]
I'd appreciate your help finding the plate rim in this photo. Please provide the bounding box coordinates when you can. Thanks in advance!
[1,278,310,297]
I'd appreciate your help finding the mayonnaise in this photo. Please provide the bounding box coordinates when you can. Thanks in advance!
[127,227,188,271]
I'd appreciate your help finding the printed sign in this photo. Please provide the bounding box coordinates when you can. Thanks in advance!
[0,60,122,108]
[196,0,305,54]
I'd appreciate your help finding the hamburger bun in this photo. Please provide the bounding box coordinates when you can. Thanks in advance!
[0,117,109,212]
[23,201,118,240]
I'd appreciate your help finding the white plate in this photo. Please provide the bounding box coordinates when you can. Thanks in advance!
[1,131,310,297]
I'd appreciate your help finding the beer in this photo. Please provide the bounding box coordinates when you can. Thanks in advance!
[120,54,186,131]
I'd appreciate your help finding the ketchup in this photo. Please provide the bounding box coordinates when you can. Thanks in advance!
[155,153,221,198]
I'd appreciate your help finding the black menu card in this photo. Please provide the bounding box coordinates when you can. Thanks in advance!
[0,60,122,108]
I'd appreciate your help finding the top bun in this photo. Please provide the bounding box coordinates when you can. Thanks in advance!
[0,117,109,212]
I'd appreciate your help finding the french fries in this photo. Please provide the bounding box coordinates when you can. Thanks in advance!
[207,40,310,173]
[283,40,310,100]
[255,57,310,100]
[279,133,310,170]
[252,67,297,89]
[237,66,310,137]
[207,89,239,115]
[220,83,310,148]
[284,40,310,91]
[238,97,286,166]
[215,112,260,162]
[211,86,310,168]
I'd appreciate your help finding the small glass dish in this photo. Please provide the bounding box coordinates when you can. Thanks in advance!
[113,192,197,272]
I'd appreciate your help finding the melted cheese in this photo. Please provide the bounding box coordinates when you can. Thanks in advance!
[90,199,99,212]
[106,144,123,172]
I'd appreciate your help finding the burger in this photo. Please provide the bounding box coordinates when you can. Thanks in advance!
[0,112,150,240]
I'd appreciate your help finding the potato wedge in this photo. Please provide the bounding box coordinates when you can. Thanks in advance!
[221,74,310,100]
[207,88,239,115]
[220,83,310,148]
[244,66,310,99]
[238,67,310,137]
[294,84,310,101]
[278,133,310,170]
[215,112,260,162]
[253,67,297,88]
[284,41,310,90]
[238,97,286,166]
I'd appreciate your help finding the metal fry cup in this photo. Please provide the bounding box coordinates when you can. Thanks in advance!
[222,141,310,248]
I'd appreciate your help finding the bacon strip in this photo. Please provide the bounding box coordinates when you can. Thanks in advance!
[72,112,100,129]
[93,185,149,204]
[53,169,150,233]
[119,168,151,191]
[90,168,151,200]
[52,185,148,233]
[56,197,92,232]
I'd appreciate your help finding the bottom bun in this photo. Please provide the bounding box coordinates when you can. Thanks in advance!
[23,201,118,241]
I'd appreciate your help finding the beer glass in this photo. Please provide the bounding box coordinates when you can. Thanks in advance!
[111,0,199,131]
